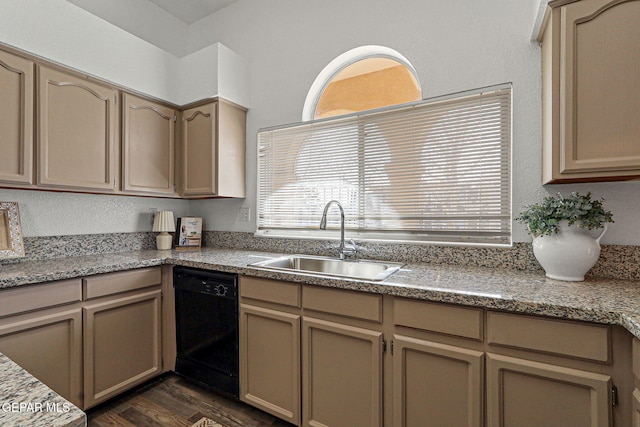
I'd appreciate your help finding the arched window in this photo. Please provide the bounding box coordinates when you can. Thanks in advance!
[258,47,512,247]
[302,46,422,121]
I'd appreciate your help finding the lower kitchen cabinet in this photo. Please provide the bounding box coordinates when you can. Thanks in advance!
[82,268,163,409]
[633,338,640,426]
[301,285,384,427]
[392,335,483,427]
[0,304,83,407]
[302,317,383,427]
[634,389,640,427]
[237,277,636,427]
[486,353,611,427]
[239,276,301,425]
[392,297,485,427]
[83,288,162,408]
[0,279,83,407]
[240,305,301,424]
[0,267,164,410]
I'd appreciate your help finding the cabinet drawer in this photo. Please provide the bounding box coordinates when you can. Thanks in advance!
[83,267,162,300]
[394,298,483,341]
[634,338,640,379]
[0,279,82,317]
[487,311,610,362]
[302,285,382,322]
[240,276,300,308]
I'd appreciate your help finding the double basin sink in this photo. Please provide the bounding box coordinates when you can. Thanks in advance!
[249,254,403,281]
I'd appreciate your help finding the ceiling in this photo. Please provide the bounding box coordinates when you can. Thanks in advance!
[147,0,238,24]
[67,0,239,56]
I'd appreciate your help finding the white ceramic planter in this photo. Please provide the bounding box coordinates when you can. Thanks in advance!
[532,220,607,281]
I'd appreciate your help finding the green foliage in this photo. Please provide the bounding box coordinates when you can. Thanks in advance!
[516,192,613,237]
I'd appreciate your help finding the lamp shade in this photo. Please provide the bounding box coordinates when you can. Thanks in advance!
[152,211,176,233]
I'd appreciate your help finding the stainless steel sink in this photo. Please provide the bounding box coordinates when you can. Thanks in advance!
[248,255,403,281]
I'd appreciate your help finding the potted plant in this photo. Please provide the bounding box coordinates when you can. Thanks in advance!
[516,192,613,281]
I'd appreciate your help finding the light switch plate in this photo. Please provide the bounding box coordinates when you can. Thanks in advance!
[239,207,250,222]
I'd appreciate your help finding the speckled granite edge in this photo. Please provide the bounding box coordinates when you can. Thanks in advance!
[0,252,168,289]
[1,248,639,340]
[203,231,640,281]
[0,353,85,427]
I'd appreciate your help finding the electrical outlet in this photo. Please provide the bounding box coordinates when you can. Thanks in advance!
[239,207,251,222]
[148,208,158,226]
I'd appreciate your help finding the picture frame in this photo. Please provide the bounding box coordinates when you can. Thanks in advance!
[0,201,25,259]
[175,217,203,248]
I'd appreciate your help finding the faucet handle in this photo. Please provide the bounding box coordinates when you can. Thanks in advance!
[343,239,359,256]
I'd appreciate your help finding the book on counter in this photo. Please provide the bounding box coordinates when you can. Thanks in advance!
[175,217,203,248]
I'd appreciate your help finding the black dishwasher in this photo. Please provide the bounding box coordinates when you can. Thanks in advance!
[173,266,239,398]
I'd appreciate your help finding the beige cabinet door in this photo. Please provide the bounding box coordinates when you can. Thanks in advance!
[302,316,383,427]
[180,100,246,198]
[240,304,301,425]
[0,50,33,185]
[182,103,217,196]
[486,353,611,427]
[393,335,484,427]
[0,305,83,407]
[634,389,640,427]
[83,288,162,409]
[635,338,640,426]
[542,0,640,182]
[36,65,117,192]
[122,93,176,196]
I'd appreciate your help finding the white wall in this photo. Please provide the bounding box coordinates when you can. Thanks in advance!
[186,0,640,245]
[0,0,181,102]
[2,0,639,243]
[0,189,189,237]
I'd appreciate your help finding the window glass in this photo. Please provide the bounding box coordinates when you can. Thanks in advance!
[314,57,421,119]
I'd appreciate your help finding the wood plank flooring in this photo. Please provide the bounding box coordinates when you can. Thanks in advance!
[87,374,295,427]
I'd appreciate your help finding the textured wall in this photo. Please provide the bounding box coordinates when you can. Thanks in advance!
[2,0,640,243]
[187,0,640,245]
[0,0,181,102]
[0,189,189,237]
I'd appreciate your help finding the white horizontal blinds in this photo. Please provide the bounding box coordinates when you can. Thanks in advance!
[258,86,511,246]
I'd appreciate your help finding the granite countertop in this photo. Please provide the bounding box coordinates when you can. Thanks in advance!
[1,247,639,423]
[0,353,85,427]
[1,247,639,340]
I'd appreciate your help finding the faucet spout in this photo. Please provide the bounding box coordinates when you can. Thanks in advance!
[319,200,356,259]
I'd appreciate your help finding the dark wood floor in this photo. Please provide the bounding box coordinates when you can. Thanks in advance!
[87,374,295,427]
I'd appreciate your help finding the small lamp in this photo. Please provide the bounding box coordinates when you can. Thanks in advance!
[152,211,175,250]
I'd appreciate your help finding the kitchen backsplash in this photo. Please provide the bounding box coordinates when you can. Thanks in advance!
[2,231,639,281]
[2,232,156,263]
[204,231,640,281]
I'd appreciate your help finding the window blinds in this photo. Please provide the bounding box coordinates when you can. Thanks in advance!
[257,85,512,246]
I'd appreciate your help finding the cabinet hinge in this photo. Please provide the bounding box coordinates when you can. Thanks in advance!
[391,340,394,355]
[174,115,177,122]
[611,385,618,407]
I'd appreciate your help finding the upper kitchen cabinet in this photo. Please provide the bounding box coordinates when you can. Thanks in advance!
[180,99,246,198]
[0,50,33,186]
[539,0,640,184]
[36,65,118,192]
[122,93,176,196]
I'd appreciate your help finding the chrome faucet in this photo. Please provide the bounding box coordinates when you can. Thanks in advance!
[319,200,357,259]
